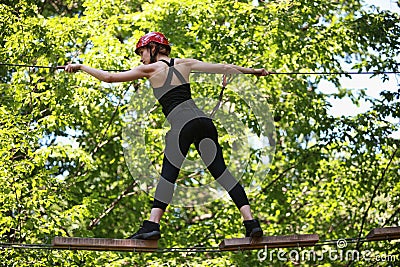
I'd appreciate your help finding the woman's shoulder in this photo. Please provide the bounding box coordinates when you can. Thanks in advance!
[174,58,199,65]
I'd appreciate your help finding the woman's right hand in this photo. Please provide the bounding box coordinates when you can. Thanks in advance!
[64,63,82,73]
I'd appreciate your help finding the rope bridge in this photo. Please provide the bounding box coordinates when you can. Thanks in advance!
[1,227,399,253]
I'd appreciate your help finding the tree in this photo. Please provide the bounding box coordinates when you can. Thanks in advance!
[1,0,399,266]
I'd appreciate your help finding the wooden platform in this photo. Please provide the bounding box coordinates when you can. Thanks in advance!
[219,234,319,251]
[52,237,158,252]
[51,228,399,252]
[365,227,400,241]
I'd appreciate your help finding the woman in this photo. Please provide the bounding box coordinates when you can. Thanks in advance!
[65,32,268,240]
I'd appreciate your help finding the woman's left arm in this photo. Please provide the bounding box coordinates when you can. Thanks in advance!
[182,59,269,76]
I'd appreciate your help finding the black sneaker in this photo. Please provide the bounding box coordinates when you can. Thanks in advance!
[128,220,161,240]
[243,219,263,238]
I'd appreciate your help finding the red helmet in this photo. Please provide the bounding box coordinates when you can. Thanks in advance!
[135,32,170,55]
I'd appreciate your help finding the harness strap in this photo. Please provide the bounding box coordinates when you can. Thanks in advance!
[210,74,231,119]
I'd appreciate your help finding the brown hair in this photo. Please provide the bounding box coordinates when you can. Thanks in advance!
[148,41,171,56]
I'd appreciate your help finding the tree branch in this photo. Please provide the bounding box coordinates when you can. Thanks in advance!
[88,180,138,230]
[355,147,398,249]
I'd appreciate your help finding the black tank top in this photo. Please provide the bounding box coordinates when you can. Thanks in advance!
[152,58,192,116]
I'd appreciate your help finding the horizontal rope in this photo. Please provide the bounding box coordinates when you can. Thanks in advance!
[1,62,399,75]
[0,63,123,72]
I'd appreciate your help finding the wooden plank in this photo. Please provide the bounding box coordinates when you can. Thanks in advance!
[219,234,319,251]
[366,227,400,241]
[52,237,158,252]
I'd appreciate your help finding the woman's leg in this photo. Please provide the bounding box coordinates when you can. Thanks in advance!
[199,142,263,237]
[195,119,263,237]
[152,127,193,212]
[239,205,254,221]
[194,119,251,216]
[197,138,251,215]
[129,126,193,240]
[149,208,164,223]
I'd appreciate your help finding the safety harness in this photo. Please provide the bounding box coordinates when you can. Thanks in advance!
[210,74,233,119]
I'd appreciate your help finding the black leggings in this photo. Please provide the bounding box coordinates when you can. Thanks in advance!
[152,117,250,211]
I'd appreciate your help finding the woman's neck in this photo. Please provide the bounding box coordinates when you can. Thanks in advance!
[157,55,170,62]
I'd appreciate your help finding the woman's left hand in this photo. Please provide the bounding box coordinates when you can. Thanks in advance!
[255,68,270,76]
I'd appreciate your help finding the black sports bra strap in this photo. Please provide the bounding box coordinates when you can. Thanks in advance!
[159,59,170,66]
[164,63,174,86]
[158,58,187,87]
[169,58,187,84]
[172,69,187,84]
[159,58,175,67]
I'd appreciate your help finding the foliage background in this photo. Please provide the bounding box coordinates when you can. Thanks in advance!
[0,0,399,266]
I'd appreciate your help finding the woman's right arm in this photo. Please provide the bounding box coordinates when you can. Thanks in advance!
[65,64,156,83]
